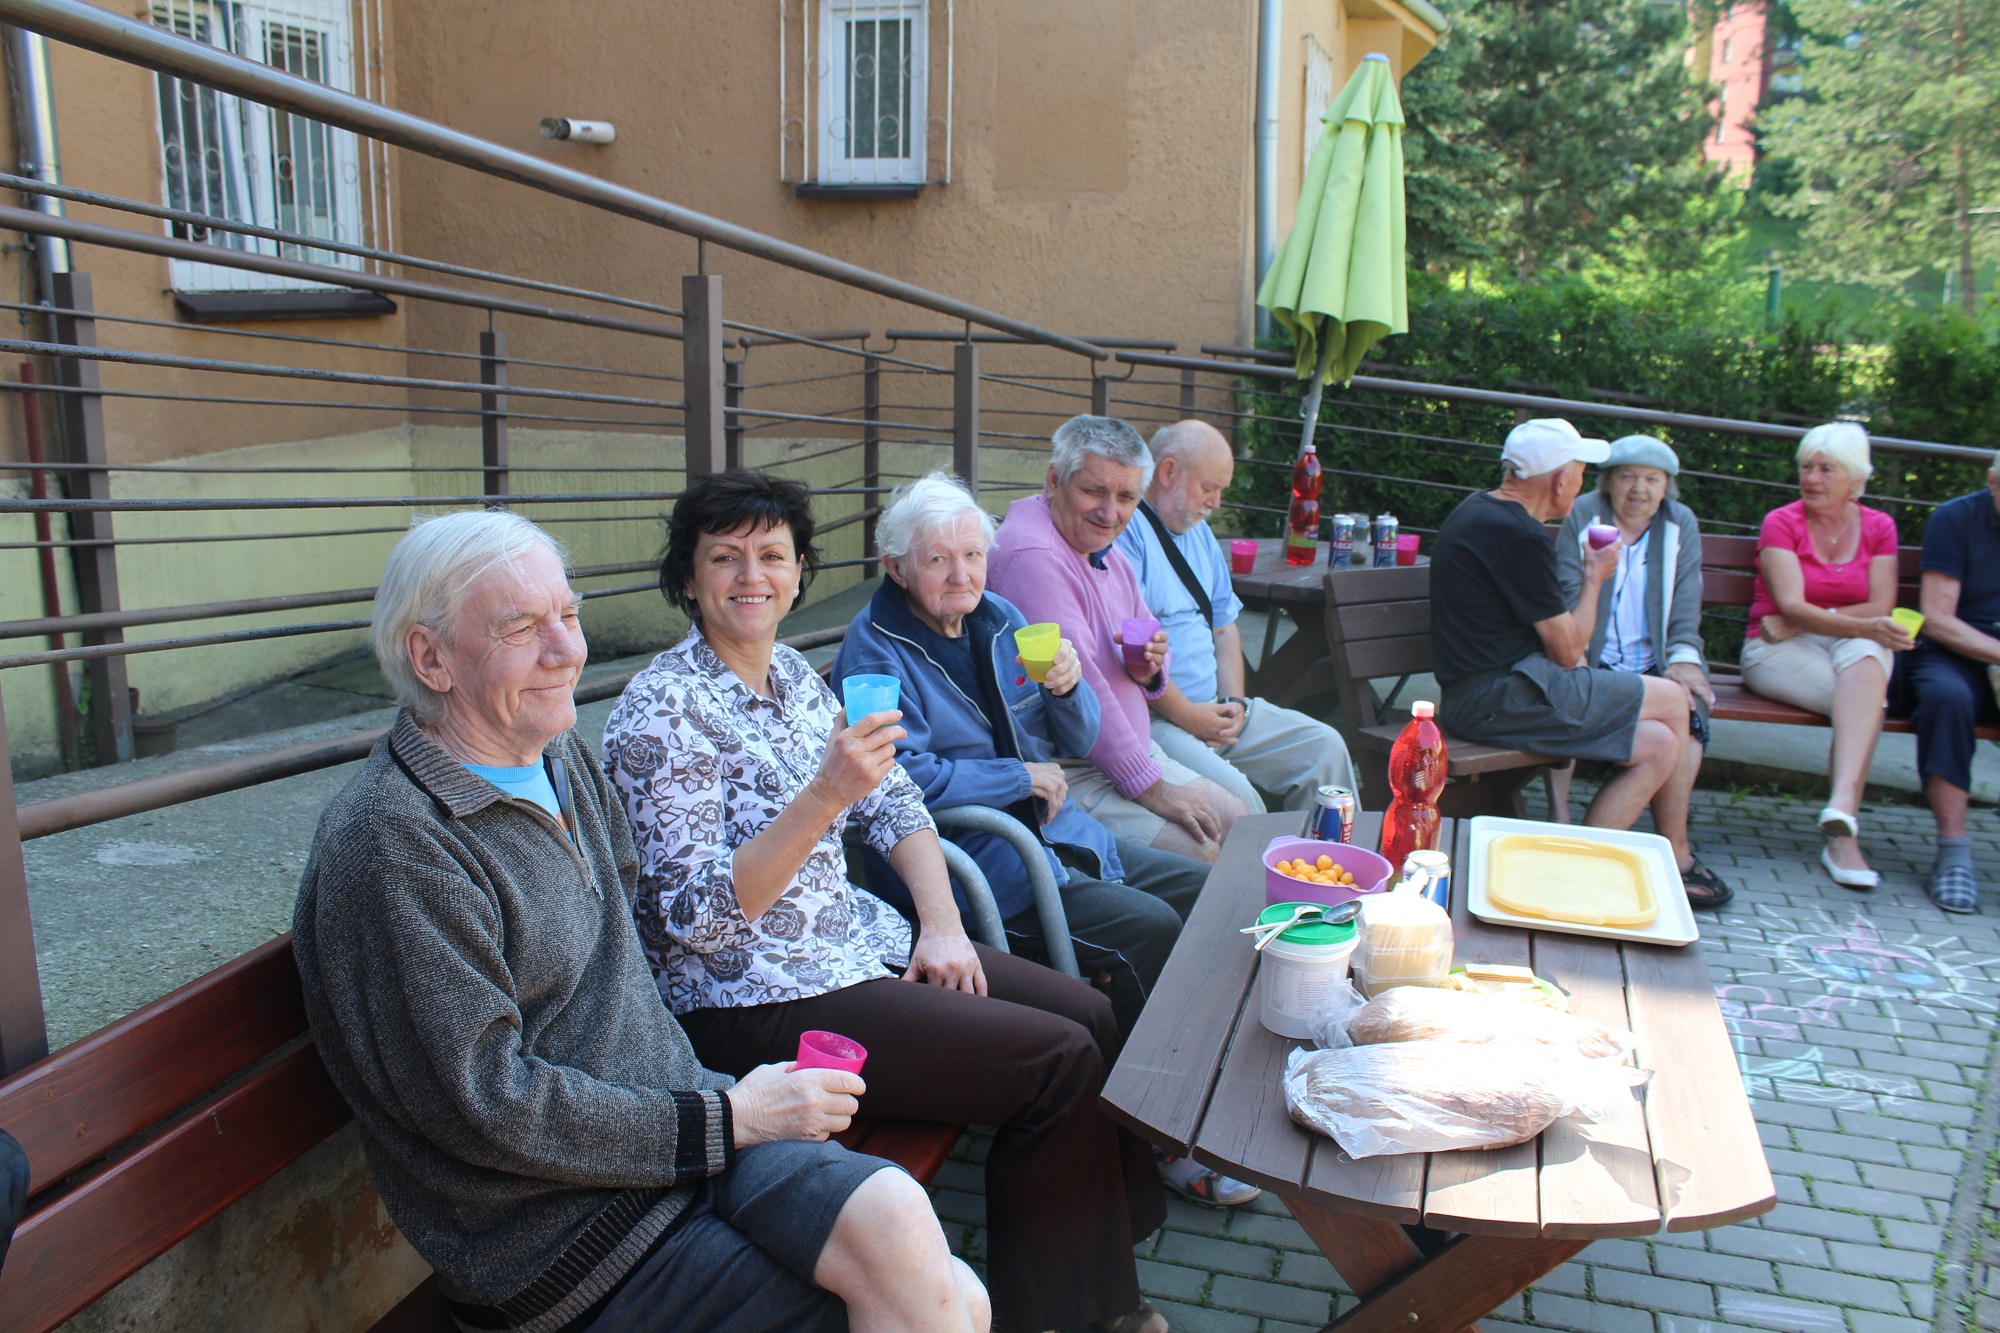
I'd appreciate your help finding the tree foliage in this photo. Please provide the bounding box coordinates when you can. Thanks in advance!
[1397,0,1722,280]
[1758,0,2000,313]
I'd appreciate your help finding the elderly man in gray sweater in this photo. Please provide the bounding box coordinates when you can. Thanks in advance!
[294,510,986,1333]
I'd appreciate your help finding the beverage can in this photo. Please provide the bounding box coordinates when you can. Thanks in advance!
[1371,513,1399,568]
[1328,513,1357,568]
[1403,849,1451,913]
[1302,785,1357,844]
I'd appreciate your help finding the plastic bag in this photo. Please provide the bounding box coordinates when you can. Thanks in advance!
[1282,1043,1649,1158]
[1322,983,1636,1062]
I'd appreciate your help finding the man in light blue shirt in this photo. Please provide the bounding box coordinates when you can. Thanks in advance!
[1116,420,1355,814]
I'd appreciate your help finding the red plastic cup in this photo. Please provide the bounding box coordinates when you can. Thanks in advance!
[796,1030,868,1075]
[1395,533,1420,566]
[1229,539,1258,574]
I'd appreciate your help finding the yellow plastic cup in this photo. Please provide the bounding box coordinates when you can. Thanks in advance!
[1014,622,1060,683]
[1891,607,1925,638]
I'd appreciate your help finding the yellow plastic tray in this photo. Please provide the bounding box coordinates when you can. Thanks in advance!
[1483,833,1660,928]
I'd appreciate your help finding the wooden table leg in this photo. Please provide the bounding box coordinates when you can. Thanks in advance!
[1247,608,1331,707]
[1335,1231,1588,1333]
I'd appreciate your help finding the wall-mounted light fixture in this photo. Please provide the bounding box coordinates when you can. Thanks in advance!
[539,118,616,145]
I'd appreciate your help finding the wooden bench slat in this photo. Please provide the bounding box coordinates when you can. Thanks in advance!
[1529,933,1660,1239]
[1420,824,1540,1237]
[1100,819,1270,1155]
[1621,943,1776,1232]
[0,1042,350,1332]
[1354,725,1555,778]
[1316,599,1433,642]
[0,934,309,1195]
[844,1121,963,1183]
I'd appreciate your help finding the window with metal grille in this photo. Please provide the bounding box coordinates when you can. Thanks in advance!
[149,0,392,291]
[781,0,953,188]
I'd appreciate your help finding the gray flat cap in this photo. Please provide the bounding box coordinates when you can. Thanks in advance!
[1605,435,1680,475]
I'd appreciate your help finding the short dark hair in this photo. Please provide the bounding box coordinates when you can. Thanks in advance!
[658,469,819,618]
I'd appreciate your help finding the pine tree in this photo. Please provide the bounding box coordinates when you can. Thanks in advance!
[1400,27,1505,272]
[1758,0,2000,315]
[1400,0,1719,282]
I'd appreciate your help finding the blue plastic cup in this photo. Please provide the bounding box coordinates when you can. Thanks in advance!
[841,674,901,725]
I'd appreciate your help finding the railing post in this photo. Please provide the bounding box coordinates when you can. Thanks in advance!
[0,689,50,1074]
[50,272,132,767]
[479,329,509,505]
[1091,373,1110,417]
[952,341,979,492]
[1180,366,1198,416]
[723,356,745,471]
[862,353,881,578]
[682,273,726,480]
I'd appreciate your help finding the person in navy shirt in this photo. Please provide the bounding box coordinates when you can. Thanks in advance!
[1892,451,2000,912]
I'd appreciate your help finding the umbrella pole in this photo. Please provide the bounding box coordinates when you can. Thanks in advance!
[1295,337,1338,457]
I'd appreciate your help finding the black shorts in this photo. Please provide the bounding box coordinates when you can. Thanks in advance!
[582,1139,899,1333]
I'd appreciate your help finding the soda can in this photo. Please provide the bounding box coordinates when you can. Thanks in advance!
[1371,513,1399,568]
[1301,785,1357,844]
[1402,849,1451,913]
[1327,513,1357,568]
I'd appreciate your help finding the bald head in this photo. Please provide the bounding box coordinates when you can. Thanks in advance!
[1148,419,1235,534]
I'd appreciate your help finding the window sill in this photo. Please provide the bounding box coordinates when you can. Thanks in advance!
[791,182,926,201]
[172,289,399,323]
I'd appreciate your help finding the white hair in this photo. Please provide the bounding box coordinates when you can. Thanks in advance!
[371,509,567,724]
[1050,414,1153,490]
[876,471,995,559]
[1797,421,1872,495]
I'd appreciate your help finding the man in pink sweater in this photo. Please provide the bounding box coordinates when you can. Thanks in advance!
[990,416,1249,863]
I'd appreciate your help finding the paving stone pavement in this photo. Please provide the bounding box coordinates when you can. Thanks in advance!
[927,785,2000,1332]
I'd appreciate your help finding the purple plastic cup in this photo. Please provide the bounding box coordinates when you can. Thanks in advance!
[1586,523,1621,550]
[1121,617,1161,666]
[796,1030,868,1076]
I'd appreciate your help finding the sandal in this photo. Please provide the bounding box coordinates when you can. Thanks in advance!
[1680,859,1735,910]
[1096,1300,1169,1333]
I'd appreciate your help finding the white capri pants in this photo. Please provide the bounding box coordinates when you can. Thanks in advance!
[1739,631,1893,716]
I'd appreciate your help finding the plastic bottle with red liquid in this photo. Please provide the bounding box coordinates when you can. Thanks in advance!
[1285,444,1322,566]
[1377,700,1448,869]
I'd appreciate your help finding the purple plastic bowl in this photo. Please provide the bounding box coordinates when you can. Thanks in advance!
[1261,837,1395,909]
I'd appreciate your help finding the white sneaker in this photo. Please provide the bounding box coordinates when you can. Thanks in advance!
[1157,1153,1261,1208]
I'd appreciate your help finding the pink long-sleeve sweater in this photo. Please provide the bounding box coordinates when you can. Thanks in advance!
[988,493,1167,798]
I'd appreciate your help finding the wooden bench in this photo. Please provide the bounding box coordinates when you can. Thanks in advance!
[1321,564,1556,816]
[0,937,962,1333]
[1701,533,2000,741]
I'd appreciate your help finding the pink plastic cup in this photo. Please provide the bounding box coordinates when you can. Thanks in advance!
[1229,539,1258,574]
[1121,616,1161,666]
[796,1030,868,1076]
[1586,523,1621,550]
[1395,533,1420,566]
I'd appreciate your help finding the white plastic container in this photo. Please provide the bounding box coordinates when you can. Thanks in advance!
[1256,903,1360,1038]
[1351,882,1453,997]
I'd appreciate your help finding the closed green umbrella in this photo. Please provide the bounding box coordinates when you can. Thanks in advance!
[1255,51,1408,453]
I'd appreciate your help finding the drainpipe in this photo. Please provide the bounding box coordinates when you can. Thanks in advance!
[1253,0,1282,341]
[4,25,70,303]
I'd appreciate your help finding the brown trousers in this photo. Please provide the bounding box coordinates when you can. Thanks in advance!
[677,944,1166,1333]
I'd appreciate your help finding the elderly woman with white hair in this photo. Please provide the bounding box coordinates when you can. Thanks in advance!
[293,509,989,1333]
[1553,436,1733,909]
[1742,422,1916,888]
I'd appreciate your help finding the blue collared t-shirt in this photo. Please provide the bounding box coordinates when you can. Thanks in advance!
[1115,513,1244,704]
[463,761,562,820]
[1921,490,2000,632]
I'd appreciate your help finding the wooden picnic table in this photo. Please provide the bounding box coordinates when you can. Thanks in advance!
[1230,539,1424,707]
[1102,811,1774,1332]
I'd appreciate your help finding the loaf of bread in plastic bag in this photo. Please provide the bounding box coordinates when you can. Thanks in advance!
[1346,984,1634,1060]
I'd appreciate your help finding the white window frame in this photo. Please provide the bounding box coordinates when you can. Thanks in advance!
[151,0,366,292]
[1302,34,1335,179]
[815,0,929,186]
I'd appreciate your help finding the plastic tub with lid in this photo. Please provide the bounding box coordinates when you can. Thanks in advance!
[1255,902,1359,1039]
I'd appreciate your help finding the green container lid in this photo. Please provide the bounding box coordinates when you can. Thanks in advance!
[1257,902,1357,947]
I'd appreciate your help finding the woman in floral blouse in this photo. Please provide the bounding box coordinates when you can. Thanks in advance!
[604,470,1170,1333]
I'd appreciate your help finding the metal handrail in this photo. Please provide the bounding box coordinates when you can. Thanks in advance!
[0,0,1108,361]
[931,806,1078,978]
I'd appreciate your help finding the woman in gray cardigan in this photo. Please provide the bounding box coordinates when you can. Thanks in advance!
[1554,435,1734,908]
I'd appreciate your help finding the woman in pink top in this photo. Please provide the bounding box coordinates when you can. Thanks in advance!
[1741,422,1916,888]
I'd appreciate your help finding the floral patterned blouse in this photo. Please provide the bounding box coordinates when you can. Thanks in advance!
[602,626,934,1013]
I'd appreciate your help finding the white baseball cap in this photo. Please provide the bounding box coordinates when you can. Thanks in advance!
[1502,418,1610,477]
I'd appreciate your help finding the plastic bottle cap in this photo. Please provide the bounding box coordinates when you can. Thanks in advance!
[1412,701,1435,718]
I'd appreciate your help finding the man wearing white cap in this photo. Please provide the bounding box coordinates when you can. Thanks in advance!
[1429,419,1691,836]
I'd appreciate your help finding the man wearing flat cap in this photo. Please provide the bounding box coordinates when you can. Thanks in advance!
[1553,435,1734,909]
[1429,420,1693,852]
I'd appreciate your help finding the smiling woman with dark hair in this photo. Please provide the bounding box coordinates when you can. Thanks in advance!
[605,469,1173,1333]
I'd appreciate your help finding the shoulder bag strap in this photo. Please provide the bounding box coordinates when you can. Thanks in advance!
[1137,501,1213,629]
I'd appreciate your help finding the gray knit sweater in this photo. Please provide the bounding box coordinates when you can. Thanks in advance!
[293,713,736,1331]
